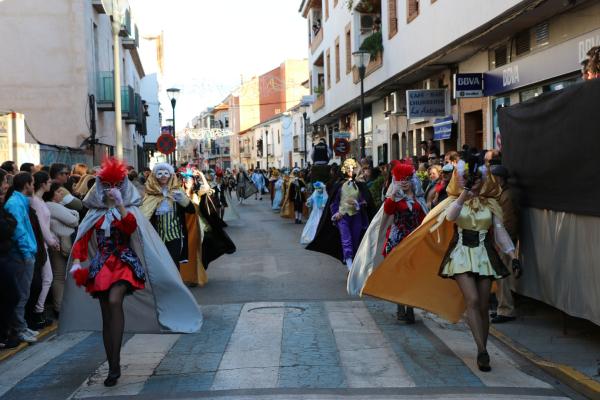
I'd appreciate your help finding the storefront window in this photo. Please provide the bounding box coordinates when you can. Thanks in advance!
[492,97,510,149]
[520,87,543,102]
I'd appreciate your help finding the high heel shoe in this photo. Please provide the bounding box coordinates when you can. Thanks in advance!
[103,369,121,387]
[477,351,491,372]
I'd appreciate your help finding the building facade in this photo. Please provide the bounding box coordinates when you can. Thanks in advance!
[0,0,152,168]
[299,0,599,164]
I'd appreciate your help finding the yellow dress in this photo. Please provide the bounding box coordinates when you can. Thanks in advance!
[440,204,502,279]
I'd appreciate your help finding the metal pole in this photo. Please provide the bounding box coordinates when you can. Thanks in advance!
[266,130,269,170]
[303,112,308,166]
[112,2,123,160]
[359,66,366,159]
[171,99,176,166]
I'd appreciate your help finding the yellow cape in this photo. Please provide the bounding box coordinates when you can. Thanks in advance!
[179,202,208,287]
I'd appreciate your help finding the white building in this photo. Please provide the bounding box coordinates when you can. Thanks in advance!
[300,0,599,164]
[0,0,150,168]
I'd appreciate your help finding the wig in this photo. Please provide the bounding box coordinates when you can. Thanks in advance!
[97,157,127,185]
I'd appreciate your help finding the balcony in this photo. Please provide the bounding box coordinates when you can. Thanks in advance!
[123,24,139,50]
[92,0,107,14]
[352,51,383,83]
[119,8,132,37]
[312,93,325,112]
[121,86,137,123]
[96,71,114,111]
[310,27,324,54]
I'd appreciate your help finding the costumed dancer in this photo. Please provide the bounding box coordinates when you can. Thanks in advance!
[251,169,265,200]
[306,159,375,271]
[271,170,283,211]
[195,169,237,269]
[140,163,195,268]
[381,163,428,324]
[178,169,208,287]
[351,160,521,373]
[280,171,294,219]
[300,181,327,244]
[289,168,306,224]
[215,170,228,220]
[236,165,257,204]
[65,158,202,387]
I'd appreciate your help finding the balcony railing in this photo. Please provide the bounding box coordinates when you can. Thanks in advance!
[120,8,132,37]
[123,24,139,49]
[310,27,324,54]
[312,93,325,112]
[96,71,114,111]
[121,86,136,122]
[92,0,107,14]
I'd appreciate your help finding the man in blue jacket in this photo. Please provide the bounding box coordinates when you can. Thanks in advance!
[4,172,38,343]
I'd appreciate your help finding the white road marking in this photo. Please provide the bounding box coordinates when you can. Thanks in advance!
[326,301,416,388]
[211,302,285,390]
[70,333,180,398]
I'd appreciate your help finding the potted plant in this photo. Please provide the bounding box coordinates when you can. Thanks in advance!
[313,85,324,96]
[360,31,383,60]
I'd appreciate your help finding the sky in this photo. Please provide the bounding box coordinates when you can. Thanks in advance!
[128,0,308,127]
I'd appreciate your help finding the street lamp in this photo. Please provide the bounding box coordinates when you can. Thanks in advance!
[111,0,124,160]
[166,87,181,165]
[302,108,309,167]
[353,50,370,159]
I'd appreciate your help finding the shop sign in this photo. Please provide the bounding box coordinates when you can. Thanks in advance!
[334,131,351,139]
[453,73,484,98]
[484,27,600,96]
[406,89,448,118]
[433,116,453,140]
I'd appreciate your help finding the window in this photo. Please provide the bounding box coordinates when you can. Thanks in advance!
[326,49,331,89]
[345,24,352,74]
[325,0,329,20]
[334,0,338,6]
[515,30,530,56]
[388,0,398,38]
[535,22,549,46]
[494,45,508,68]
[335,38,340,82]
[407,0,419,23]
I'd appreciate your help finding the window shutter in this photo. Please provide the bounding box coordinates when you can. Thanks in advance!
[515,30,530,56]
[389,0,398,38]
[494,45,507,67]
[535,22,549,46]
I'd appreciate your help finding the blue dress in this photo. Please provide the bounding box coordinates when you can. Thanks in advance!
[272,179,283,211]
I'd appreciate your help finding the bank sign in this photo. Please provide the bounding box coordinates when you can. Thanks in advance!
[453,73,484,98]
[406,89,448,119]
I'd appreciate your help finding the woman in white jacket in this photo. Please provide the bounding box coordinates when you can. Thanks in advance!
[43,182,80,317]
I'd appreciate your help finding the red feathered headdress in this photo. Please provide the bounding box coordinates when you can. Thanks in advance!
[97,157,128,185]
[392,163,415,181]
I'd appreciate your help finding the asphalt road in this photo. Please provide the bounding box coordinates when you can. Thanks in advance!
[0,198,583,400]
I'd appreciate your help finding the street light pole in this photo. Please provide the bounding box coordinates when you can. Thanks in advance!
[112,0,123,160]
[303,111,308,167]
[167,88,180,166]
[265,128,269,170]
[353,50,369,159]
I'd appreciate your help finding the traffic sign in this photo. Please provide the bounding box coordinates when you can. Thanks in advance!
[157,133,176,155]
[333,138,350,156]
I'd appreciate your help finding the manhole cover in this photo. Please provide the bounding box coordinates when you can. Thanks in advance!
[247,306,305,314]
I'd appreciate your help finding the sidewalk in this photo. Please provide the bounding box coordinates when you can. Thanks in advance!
[0,323,57,362]
[490,295,600,399]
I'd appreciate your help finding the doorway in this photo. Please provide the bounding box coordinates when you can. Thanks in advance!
[464,110,483,151]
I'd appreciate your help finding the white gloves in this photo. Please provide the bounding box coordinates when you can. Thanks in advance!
[108,188,123,206]
[70,263,83,274]
[172,190,190,206]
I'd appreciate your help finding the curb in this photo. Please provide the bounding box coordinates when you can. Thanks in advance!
[490,326,600,400]
[0,323,57,363]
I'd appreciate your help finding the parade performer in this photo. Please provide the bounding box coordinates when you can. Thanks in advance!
[140,163,196,268]
[307,159,375,270]
[178,169,208,287]
[381,163,428,323]
[300,181,328,244]
[280,171,294,219]
[236,165,257,204]
[351,160,521,372]
[271,170,283,211]
[288,168,307,224]
[194,169,237,269]
[251,169,266,200]
[63,158,202,387]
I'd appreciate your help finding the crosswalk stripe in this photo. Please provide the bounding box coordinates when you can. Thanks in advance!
[325,301,416,388]
[211,302,285,390]
[0,332,91,397]
[69,333,180,399]
[420,312,553,388]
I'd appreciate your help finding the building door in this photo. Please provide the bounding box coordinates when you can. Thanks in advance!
[464,110,484,151]
[391,134,399,160]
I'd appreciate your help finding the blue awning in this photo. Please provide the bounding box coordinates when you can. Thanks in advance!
[433,116,453,140]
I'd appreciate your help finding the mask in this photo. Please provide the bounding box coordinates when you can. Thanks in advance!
[155,170,171,180]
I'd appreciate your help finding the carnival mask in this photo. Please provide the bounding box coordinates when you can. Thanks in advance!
[155,169,171,180]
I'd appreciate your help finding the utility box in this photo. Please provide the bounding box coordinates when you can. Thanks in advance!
[0,112,40,165]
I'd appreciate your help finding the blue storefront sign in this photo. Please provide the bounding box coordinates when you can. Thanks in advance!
[453,73,484,98]
[433,116,453,140]
[484,27,600,96]
[406,89,448,118]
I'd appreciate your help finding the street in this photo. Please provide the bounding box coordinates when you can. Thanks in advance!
[0,199,581,400]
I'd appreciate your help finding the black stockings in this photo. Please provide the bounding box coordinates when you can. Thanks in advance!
[98,283,128,374]
[455,274,492,353]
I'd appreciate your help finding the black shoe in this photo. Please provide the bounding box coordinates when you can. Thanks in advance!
[491,315,516,324]
[396,305,406,321]
[477,351,491,372]
[30,312,47,331]
[104,369,121,387]
[490,312,497,318]
[0,336,22,349]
